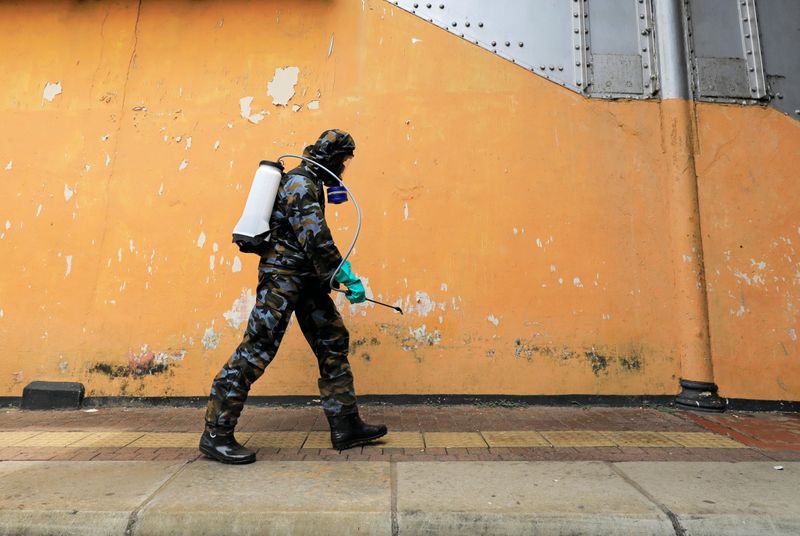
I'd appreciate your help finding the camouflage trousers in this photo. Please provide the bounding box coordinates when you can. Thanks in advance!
[205,267,357,431]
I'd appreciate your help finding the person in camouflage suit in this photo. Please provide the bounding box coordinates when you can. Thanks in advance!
[200,129,387,464]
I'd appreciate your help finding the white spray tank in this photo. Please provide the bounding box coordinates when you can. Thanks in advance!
[232,160,284,253]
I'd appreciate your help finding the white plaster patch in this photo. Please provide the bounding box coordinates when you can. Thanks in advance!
[789,328,798,342]
[573,277,583,288]
[64,255,72,277]
[536,238,543,248]
[105,154,111,167]
[64,184,74,201]
[411,37,422,44]
[4,161,11,171]
[197,231,206,248]
[410,325,441,345]
[214,140,220,150]
[403,203,409,220]
[179,159,189,171]
[0,309,4,319]
[291,104,302,112]
[202,323,221,350]
[101,134,109,141]
[185,136,192,150]
[487,314,500,327]
[307,100,320,110]
[42,81,62,103]
[267,66,300,106]
[513,228,518,235]
[328,34,335,57]
[440,283,448,292]
[212,242,219,253]
[550,264,557,273]
[209,255,215,270]
[36,204,42,217]
[683,254,693,263]
[239,96,266,124]
[232,256,242,273]
[729,305,747,317]
[413,291,436,317]
[4,220,10,230]
[224,288,256,329]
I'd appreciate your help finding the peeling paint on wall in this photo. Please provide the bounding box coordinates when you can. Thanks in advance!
[63,184,74,201]
[223,288,256,329]
[202,323,221,350]
[267,66,300,106]
[42,81,62,103]
[239,96,266,124]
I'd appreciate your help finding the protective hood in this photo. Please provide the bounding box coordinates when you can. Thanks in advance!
[301,129,356,185]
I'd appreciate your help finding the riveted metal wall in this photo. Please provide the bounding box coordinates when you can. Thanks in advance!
[683,0,766,100]
[755,0,800,118]
[388,0,659,99]
[387,0,799,119]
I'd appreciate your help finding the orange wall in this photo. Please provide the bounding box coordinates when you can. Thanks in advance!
[0,1,797,400]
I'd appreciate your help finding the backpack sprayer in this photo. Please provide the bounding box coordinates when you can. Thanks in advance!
[232,155,403,315]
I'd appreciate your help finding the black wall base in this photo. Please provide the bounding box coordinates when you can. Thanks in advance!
[1,393,798,412]
[675,379,726,412]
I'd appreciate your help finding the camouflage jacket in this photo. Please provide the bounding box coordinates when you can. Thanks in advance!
[260,166,343,284]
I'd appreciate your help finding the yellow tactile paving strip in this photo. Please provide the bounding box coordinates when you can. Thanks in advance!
[602,431,682,447]
[17,432,92,447]
[0,431,748,449]
[302,432,334,449]
[127,432,206,448]
[69,432,146,448]
[424,432,488,448]
[244,432,307,449]
[541,431,616,447]
[661,432,747,449]
[0,432,42,447]
[482,431,550,447]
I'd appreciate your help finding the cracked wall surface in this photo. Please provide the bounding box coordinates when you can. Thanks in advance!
[0,0,797,400]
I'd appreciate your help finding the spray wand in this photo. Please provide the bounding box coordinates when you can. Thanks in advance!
[278,154,404,315]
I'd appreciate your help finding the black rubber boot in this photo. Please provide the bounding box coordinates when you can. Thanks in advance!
[327,411,388,450]
[199,428,256,465]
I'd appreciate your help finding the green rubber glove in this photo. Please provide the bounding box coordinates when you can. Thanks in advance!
[335,261,366,304]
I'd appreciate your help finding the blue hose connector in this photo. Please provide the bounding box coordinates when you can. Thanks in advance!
[327,185,348,204]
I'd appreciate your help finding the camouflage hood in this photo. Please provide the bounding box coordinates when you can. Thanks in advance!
[301,129,356,184]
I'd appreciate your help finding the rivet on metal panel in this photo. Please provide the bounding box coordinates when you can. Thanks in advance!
[540,65,546,70]
[439,3,444,8]
[426,3,431,7]
[504,41,510,46]
[478,22,483,27]
[491,41,496,47]
[558,66,564,71]
[464,21,470,27]
[518,42,523,47]
[549,65,554,70]
[451,21,456,26]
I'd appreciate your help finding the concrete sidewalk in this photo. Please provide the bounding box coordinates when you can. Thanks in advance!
[0,459,796,535]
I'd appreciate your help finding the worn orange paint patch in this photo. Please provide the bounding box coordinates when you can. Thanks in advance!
[0,1,794,400]
[695,103,800,400]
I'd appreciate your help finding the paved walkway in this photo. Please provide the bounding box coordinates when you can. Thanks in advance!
[0,405,798,535]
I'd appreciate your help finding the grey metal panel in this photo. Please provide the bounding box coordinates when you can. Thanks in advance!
[687,0,744,59]
[389,0,660,99]
[695,57,750,97]
[390,0,580,92]
[684,0,767,100]
[586,0,639,54]
[592,54,645,94]
[756,0,800,117]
